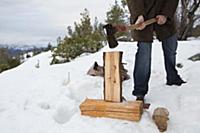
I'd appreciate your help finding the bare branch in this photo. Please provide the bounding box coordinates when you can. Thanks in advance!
[194,15,200,21]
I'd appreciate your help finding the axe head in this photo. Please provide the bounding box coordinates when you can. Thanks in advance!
[103,24,118,48]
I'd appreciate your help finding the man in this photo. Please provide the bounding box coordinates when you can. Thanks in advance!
[126,0,186,101]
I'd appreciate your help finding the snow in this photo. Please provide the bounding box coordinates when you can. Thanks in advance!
[0,40,200,133]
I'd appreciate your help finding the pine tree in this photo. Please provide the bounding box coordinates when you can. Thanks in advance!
[105,0,130,40]
[46,42,52,51]
[121,0,127,8]
[57,36,62,44]
[51,9,105,64]
[106,0,126,24]
[0,48,20,73]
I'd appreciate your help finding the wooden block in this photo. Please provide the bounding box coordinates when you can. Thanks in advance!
[80,99,142,113]
[103,51,123,102]
[81,111,141,121]
[80,99,143,121]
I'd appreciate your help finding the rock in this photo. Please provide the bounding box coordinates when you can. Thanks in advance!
[152,107,169,132]
[87,61,104,77]
[176,63,183,68]
[188,53,200,61]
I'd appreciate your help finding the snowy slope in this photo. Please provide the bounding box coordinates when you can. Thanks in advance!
[0,40,200,133]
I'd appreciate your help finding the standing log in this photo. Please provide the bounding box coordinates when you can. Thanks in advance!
[103,51,123,102]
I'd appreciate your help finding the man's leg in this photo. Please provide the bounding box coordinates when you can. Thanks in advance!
[133,42,152,98]
[162,34,185,85]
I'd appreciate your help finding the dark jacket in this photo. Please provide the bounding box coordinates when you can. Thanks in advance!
[127,0,179,42]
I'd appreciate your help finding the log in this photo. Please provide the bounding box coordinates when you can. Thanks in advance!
[103,51,123,102]
[80,99,143,121]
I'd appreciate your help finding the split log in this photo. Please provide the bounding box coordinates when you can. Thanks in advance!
[103,51,123,102]
[80,99,143,121]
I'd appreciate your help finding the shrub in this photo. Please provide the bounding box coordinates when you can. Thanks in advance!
[0,48,21,73]
[0,64,10,73]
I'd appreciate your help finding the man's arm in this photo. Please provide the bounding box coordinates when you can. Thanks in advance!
[161,0,179,20]
[126,0,146,30]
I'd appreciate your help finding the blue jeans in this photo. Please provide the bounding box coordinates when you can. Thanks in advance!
[132,34,181,97]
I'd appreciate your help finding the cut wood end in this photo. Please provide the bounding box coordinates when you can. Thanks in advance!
[103,51,123,54]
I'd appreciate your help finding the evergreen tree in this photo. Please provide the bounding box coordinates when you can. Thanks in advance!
[67,26,73,37]
[106,0,126,24]
[105,0,130,40]
[57,36,62,44]
[0,48,20,73]
[51,9,105,64]
[46,42,52,51]
[0,48,10,65]
[121,0,127,8]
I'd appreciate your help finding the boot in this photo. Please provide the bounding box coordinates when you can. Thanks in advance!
[166,78,186,86]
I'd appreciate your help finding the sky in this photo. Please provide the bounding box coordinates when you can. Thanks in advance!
[0,0,114,46]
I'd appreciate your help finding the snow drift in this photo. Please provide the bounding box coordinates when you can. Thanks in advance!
[0,40,200,133]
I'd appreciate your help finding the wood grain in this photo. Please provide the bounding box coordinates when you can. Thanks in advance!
[103,52,123,102]
[80,99,143,121]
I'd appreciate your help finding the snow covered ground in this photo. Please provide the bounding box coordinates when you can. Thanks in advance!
[0,40,200,133]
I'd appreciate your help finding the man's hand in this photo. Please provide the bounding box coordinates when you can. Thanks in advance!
[114,24,127,32]
[135,15,146,30]
[156,15,167,25]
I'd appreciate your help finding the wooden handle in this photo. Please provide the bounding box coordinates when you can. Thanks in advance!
[126,18,157,30]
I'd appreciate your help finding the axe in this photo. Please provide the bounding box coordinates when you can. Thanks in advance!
[103,18,157,48]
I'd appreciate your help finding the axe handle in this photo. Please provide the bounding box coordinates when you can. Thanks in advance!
[126,18,157,30]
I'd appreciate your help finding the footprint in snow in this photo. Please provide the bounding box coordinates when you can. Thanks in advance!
[53,105,75,124]
[38,102,50,110]
[0,108,6,113]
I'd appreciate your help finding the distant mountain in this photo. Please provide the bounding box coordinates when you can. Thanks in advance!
[0,44,47,50]
[0,44,48,57]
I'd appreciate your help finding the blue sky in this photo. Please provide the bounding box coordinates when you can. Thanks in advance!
[0,0,114,45]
